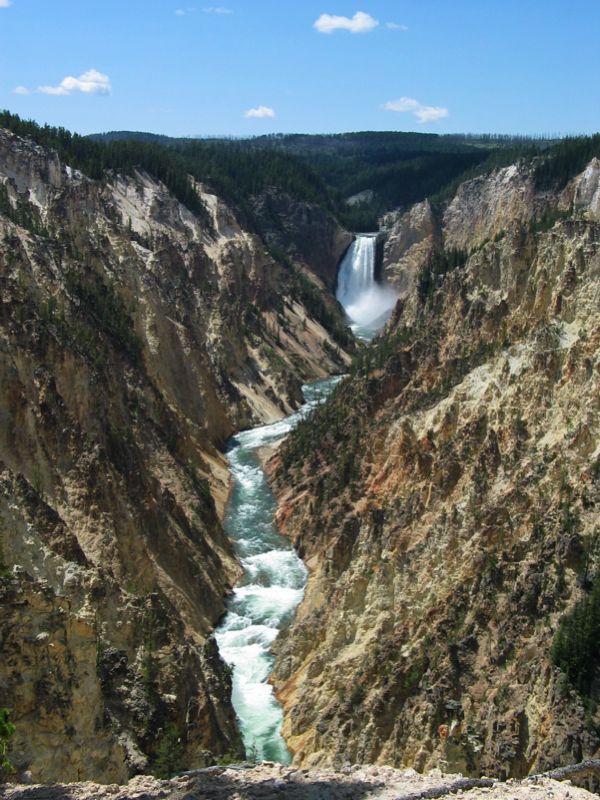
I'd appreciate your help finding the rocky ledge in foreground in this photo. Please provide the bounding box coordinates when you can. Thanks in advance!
[2,762,600,800]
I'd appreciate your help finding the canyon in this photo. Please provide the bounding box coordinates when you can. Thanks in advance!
[0,124,353,783]
[1,118,600,799]
[270,157,600,778]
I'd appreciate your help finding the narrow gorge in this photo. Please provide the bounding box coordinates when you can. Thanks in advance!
[0,117,354,783]
[213,236,393,762]
[1,114,600,800]
[214,377,338,763]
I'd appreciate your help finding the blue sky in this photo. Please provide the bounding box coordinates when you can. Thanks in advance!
[1,1,599,137]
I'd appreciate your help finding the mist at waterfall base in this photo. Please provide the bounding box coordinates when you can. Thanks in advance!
[214,378,340,763]
[214,237,390,761]
[336,235,397,339]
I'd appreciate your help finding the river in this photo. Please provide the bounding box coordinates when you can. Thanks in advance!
[215,233,396,761]
[214,377,341,762]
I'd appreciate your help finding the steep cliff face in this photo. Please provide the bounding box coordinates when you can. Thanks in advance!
[251,188,353,291]
[381,200,438,297]
[0,127,352,782]
[381,163,550,304]
[270,160,600,777]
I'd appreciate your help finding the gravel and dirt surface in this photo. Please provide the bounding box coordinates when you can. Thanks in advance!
[2,762,599,800]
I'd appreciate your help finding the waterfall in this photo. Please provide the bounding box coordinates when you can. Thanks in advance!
[336,234,397,337]
[213,239,395,761]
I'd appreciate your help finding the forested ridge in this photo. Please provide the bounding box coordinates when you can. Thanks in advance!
[4,111,600,234]
[92,127,600,230]
[0,111,337,232]
[92,128,495,229]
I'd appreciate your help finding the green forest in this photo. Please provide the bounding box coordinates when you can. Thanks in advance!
[0,110,337,231]
[3,111,600,233]
[93,127,600,230]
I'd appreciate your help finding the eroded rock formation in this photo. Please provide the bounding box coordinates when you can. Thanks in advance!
[270,159,600,776]
[4,762,600,800]
[0,127,352,782]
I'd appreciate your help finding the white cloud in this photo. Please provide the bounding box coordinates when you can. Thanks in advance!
[383,96,448,123]
[244,105,275,119]
[0,1,12,7]
[175,8,185,15]
[14,85,30,95]
[314,11,378,34]
[384,98,419,112]
[37,69,112,96]
[203,6,233,13]
[386,22,408,30]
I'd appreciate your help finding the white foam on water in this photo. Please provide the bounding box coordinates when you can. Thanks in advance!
[242,550,306,588]
[214,376,340,763]
[217,623,279,649]
[233,585,305,625]
[345,283,398,327]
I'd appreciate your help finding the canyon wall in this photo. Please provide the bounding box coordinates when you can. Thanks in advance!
[271,160,600,777]
[0,127,352,782]
[251,188,353,291]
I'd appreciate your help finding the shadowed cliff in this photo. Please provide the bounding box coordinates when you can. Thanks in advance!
[0,123,353,783]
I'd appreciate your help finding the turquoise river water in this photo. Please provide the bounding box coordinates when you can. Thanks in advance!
[215,233,396,761]
[214,377,340,763]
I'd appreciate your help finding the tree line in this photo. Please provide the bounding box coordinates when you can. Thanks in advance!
[2,111,599,234]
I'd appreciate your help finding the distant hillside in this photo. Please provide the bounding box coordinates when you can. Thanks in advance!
[90,129,559,230]
[0,112,338,231]
[89,130,187,145]
[29,115,600,233]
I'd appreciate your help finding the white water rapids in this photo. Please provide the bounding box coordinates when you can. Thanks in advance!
[214,236,393,761]
[214,377,340,763]
[336,234,397,339]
